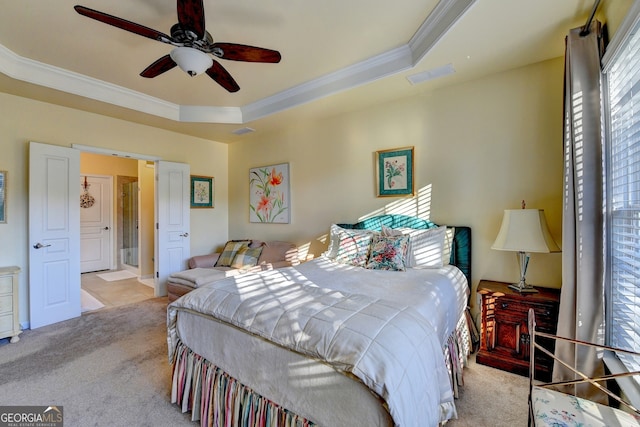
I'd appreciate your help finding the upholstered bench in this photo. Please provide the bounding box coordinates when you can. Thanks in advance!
[531,386,640,426]
[528,308,640,427]
[167,240,298,302]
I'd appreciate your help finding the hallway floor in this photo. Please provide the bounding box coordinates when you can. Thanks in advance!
[81,271,154,309]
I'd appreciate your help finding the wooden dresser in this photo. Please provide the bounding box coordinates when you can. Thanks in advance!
[476,279,560,381]
[0,266,21,343]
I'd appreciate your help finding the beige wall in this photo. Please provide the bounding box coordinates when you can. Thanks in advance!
[229,57,565,313]
[0,92,229,324]
[1,3,631,327]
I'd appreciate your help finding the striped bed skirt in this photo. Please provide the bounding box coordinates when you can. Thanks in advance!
[170,310,472,426]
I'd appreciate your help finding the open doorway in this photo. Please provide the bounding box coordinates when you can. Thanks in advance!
[79,153,156,311]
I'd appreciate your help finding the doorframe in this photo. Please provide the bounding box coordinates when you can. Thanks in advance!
[73,144,162,295]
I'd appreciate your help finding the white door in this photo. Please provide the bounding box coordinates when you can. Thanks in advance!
[155,161,190,297]
[80,175,112,273]
[29,142,81,329]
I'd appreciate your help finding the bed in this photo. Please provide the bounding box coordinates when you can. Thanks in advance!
[167,214,473,426]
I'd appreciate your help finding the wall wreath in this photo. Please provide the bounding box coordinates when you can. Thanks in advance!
[80,176,95,208]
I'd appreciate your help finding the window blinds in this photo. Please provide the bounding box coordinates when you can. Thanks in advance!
[607,17,640,366]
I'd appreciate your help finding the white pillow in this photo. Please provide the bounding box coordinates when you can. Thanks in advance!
[323,224,375,264]
[443,227,455,265]
[382,225,446,268]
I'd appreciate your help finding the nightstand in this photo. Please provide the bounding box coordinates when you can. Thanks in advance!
[0,266,21,343]
[476,279,560,381]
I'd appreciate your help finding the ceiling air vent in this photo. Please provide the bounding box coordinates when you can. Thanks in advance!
[232,127,256,136]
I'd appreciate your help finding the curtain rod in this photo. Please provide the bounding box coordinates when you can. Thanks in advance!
[580,0,602,36]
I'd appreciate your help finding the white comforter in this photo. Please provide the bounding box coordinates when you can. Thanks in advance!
[167,257,468,426]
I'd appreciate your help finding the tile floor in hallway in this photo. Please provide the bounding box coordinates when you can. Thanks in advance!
[81,270,155,309]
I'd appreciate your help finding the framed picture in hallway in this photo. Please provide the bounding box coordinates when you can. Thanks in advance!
[0,171,5,223]
[375,146,415,197]
[190,175,214,208]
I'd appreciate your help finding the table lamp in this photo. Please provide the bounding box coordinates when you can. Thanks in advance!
[491,204,560,293]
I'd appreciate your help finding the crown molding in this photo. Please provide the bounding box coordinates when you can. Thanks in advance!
[409,0,476,63]
[0,0,476,126]
[0,43,181,120]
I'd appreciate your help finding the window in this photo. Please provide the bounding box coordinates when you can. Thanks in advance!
[604,8,640,374]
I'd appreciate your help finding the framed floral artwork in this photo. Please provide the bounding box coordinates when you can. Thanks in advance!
[376,146,415,197]
[190,175,214,208]
[249,163,290,223]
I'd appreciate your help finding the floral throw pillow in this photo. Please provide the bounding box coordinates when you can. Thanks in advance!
[333,228,375,267]
[382,225,446,268]
[366,234,410,271]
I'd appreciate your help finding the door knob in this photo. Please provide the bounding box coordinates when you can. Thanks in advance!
[33,242,52,249]
[104,226,110,230]
[180,232,189,237]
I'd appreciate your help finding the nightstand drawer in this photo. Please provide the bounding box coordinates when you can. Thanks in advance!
[0,295,11,314]
[0,266,21,343]
[495,299,558,329]
[0,313,14,334]
[0,276,12,295]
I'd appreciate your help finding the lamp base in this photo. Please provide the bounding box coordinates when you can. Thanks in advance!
[508,283,539,293]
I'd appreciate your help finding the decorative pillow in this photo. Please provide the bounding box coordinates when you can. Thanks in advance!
[215,240,251,267]
[366,234,410,271]
[331,227,375,267]
[324,224,373,260]
[231,246,263,269]
[382,225,446,268]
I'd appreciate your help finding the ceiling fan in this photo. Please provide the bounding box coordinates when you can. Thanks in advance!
[74,0,281,93]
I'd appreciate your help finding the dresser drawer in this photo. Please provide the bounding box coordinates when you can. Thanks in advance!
[0,313,14,334]
[0,275,12,295]
[0,295,11,314]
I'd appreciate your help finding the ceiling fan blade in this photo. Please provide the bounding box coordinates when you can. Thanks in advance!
[206,61,240,92]
[74,5,173,43]
[140,55,177,78]
[212,43,281,63]
[177,0,206,40]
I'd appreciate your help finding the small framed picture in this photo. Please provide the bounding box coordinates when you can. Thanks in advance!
[375,146,415,197]
[190,175,214,208]
[0,171,5,223]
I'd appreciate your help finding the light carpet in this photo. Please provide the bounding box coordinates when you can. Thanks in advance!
[80,289,104,312]
[96,270,137,282]
[0,297,529,426]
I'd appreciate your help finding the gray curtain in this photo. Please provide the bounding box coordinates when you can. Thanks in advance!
[552,21,606,400]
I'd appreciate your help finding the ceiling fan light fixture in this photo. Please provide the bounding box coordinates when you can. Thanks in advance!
[170,47,213,76]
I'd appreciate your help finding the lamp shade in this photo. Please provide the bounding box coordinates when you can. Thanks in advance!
[170,47,213,76]
[492,209,560,253]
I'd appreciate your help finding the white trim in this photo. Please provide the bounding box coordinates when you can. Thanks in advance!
[179,105,243,123]
[602,0,640,71]
[242,45,413,122]
[0,44,180,121]
[71,144,162,161]
[0,0,476,126]
[603,351,640,410]
[409,0,476,64]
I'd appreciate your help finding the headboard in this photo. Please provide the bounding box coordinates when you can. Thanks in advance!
[337,214,472,289]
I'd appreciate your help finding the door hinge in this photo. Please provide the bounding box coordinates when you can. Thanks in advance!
[156,222,159,229]
[156,272,159,278]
